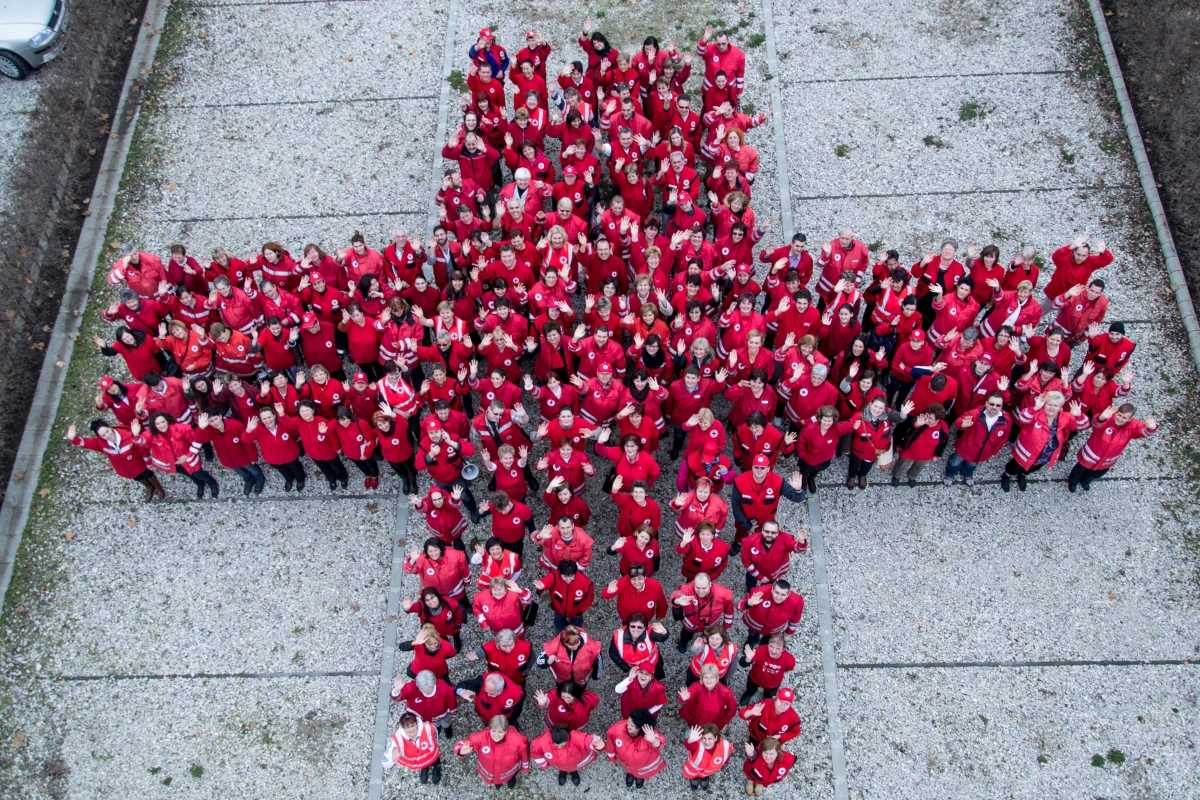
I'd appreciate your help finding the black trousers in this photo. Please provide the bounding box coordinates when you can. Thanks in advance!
[314,457,349,486]
[351,456,380,478]
[1069,463,1108,487]
[846,456,874,481]
[186,468,219,496]
[271,459,307,486]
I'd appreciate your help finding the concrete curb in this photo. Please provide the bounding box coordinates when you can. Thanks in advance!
[0,0,173,620]
[1085,0,1200,376]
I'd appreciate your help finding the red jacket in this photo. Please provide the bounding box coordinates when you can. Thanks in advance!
[618,675,668,719]
[733,471,785,528]
[531,729,597,772]
[670,580,735,631]
[385,719,440,771]
[743,749,797,786]
[602,576,667,622]
[740,701,802,743]
[745,645,796,690]
[683,737,734,779]
[482,638,534,686]
[247,417,302,465]
[847,412,892,462]
[417,492,468,545]
[796,419,852,467]
[611,493,662,538]
[952,410,1012,464]
[1011,405,1087,470]
[458,727,529,785]
[536,570,595,618]
[198,419,258,470]
[1077,416,1155,470]
[739,586,805,636]
[898,419,949,461]
[541,630,602,686]
[1045,244,1113,299]
[542,688,599,730]
[405,548,469,600]
[679,681,737,728]
[71,430,148,479]
[676,538,732,580]
[740,531,807,583]
[469,673,525,724]
[473,587,533,637]
[606,721,667,779]
[978,287,1042,338]
[396,678,457,723]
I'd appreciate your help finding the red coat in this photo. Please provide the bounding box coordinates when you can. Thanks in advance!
[542,689,599,730]
[1011,405,1087,470]
[199,419,258,470]
[531,729,598,772]
[396,678,457,723]
[740,531,807,583]
[682,737,734,779]
[541,630,603,686]
[418,493,468,545]
[898,420,949,461]
[676,538,732,580]
[473,588,532,636]
[618,676,668,719]
[672,491,729,539]
[978,288,1042,338]
[606,721,667,779]
[611,493,662,537]
[743,750,797,786]
[482,638,534,686]
[386,720,440,771]
[679,682,737,728]
[740,586,805,636]
[847,412,892,461]
[71,430,147,479]
[458,728,529,785]
[1077,416,1155,470]
[596,446,661,486]
[670,581,735,631]
[1044,244,1113,299]
[745,645,796,690]
[602,576,667,622]
[796,419,852,467]
[740,702,802,743]
[952,410,1012,465]
[469,673,525,724]
[405,548,469,600]
[536,570,595,618]
[733,471,785,529]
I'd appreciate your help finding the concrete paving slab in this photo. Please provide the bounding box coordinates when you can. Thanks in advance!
[769,0,1071,81]
[784,74,1119,198]
[45,498,391,675]
[169,1,445,106]
[146,99,436,221]
[52,674,374,800]
[819,482,1200,665]
[838,664,1200,800]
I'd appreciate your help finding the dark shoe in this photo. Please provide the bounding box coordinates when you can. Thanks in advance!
[243,480,254,496]
[1067,478,1078,493]
[558,772,568,786]
[295,476,306,492]
[254,476,265,494]
[635,779,645,789]
[327,480,338,492]
[690,780,700,792]
[626,774,636,788]
[1000,474,1011,493]
[430,761,442,784]
[339,477,348,489]
[857,475,867,490]
[907,477,917,488]
[890,472,901,486]
[419,767,429,784]
[196,483,206,499]
[210,482,219,499]
[702,777,712,793]
[142,482,155,501]
[284,478,295,492]
[805,474,817,494]
[1081,481,1092,492]
[1016,473,1027,491]
[845,478,855,490]
[507,776,517,788]
[570,772,580,786]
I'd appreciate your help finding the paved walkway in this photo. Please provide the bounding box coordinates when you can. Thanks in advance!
[0,1,1196,799]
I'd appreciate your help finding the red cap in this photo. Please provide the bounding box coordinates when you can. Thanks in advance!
[597,362,613,374]
[563,164,579,176]
[352,371,368,384]
[777,687,795,702]
[736,262,752,274]
[979,352,993,363]
[98,375,114,390]
[424,417,442,432]
[525,29,537,38]
[302,311,318,328]
[910,328,925,341]
[752,454,771,468]
[479,27,493,39]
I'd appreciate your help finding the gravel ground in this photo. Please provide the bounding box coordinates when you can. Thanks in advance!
[1,0,1198,799]
[839,664,1200,800]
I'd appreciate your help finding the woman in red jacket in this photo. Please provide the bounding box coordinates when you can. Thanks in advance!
[96,326,162,381]
[1001,390,1087,492]
[295,400,349,490]
[67,420,164,500]
[846,396,900,490]
[743,737,797,796]
[687,625,738,685]
[1068,403,1157,492]
[533,682,600,731]
[677,522,732,580]
[405,537,470,605]
[606,710,667,789]
[796,406,853,493]
[454,715,529,790]
[682,724,734,791]
[334,407,380,489]
[373,412,417,495]
[402,587,466,649]
[135,412,220,499]
[678,663,737,729]
[595,431,662,489]
[195,412,265,495]
[397,623,457,680]
[891,403,948,487]
[245,405,307,491]
[383,712,442,785]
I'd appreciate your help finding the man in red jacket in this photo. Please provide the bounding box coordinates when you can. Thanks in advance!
[602,566,668,623]
[739,688,802,744]
[944,393,1011,486]
[530,726,603,787]
[534,559,595,630]
[455,671,526,727]
[731,455,807,546]
[740,521,807,591]
[739,579,805,646]
[737,635,797,704]
[1068,403,1156,492]
[670,573,735,652]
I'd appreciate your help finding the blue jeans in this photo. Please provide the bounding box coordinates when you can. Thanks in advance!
[944,454,977,480]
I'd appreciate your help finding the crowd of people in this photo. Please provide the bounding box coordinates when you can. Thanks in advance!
[72,20,1159,795]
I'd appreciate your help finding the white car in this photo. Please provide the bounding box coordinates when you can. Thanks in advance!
[0,0,69,80]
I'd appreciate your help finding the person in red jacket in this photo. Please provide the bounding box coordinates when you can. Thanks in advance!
[533,559,595,630]
[601,566,668,623]
[845,397,900,490]
[295,401,349,490]
[456,671,526,728]
[1051,279,1109,344]
[533,682,600,731]
[671,572,736,652]
[1001,391,1087,492]
[531,726,604,787]
[195,412,265,495]
[66,420,163,500]
[740,579,805,646]
[472,578,535,638]
[1068,403,1156,492]
[743,736,797,796]
[1044,236,1113,301]
[606,710,667,789]
[676,522,732,580]
[393,669,458,739]
[731,455,807,543]
[405,537,470,605]
[454,715,529,789]
[740,521,808,591]
[943,393,1011,486]
[891,403,949,487]
[739,688,802,744]
[245,405,307,491]
[383,711,442,785]
[397,623,457,680]
[682,723,734,790]
[402,588,466,649]
[678,663,738,729]
[1085,321,1136,378]
[738,635,797,705]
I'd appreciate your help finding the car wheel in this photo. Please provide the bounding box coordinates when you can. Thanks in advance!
[0,51,31,80]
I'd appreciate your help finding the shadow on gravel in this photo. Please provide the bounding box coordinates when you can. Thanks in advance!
[0,0,147,508]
